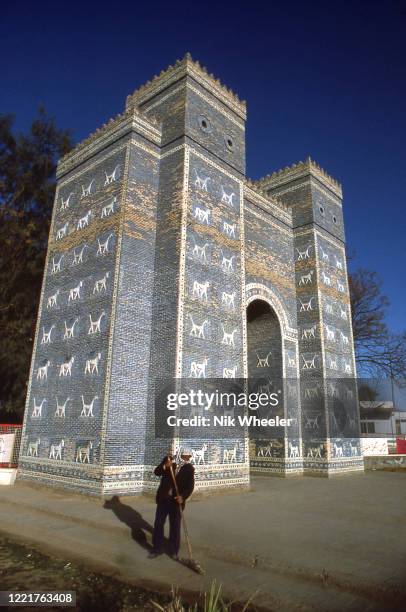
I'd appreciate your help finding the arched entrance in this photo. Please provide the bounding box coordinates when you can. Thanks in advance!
[246,300,283,382]
[246,299,285,465]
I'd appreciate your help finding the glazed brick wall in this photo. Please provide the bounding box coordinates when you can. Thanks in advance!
[103,137,160,472]
[19,139,127,489]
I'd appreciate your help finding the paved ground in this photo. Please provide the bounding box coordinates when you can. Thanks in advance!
[0,472,405,611]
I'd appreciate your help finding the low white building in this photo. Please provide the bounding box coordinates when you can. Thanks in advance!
[360,401,406,435]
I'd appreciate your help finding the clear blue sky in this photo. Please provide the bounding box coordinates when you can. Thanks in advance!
[1,0,405,333]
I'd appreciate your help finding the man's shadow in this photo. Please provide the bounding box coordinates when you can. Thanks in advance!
[103,495,155,551]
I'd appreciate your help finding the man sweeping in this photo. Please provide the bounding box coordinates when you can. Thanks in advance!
[149,448,195,561]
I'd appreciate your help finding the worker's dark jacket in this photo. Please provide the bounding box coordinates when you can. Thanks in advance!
[154,457,195,505]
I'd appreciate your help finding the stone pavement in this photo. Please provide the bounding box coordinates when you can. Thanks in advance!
[0,472,405,611]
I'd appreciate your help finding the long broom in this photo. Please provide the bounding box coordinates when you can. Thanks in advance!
[168,462,205,575]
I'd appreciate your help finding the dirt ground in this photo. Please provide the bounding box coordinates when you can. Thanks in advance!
[0,535,165,611]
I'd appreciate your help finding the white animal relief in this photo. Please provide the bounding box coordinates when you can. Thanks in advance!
[192,280,209,301]
[340,307,347,320]
[223,366,237,378]
[191,444,207,465]
[340,331,349,346]
[101,196,116,218]
[190,357,208,378]
[56,222,69,240]
[305,386,319,399]
[302,324,316,339]
[68,281,83,302]
[333,442,343,458]
[81,395,98,417]
[194,206,210,224]
[335,257,343,270]
[289,442,300,458]
[51,255,64,274]
[47,290,59,308]
[60,192,74,210]
[93,272,109,294]
[63,318,79,340]
[76,441,93,463]
[305,415,319,429]
[192,240,209,262]
[299,297,314,312]
[322,271,331,286]
[325,325,335,341]
[319,246,329,262]
[257,444,272,457]
[59,356,74,377]
[27,438,41,457]
[223,445,238,463]
[85,353,102,375]
[329,358,338,370]
[194,171,210,191]
[88,311,106,335]
[350,442,358,456]
[223,221,236,238]
[221,187,235,206]
[222,325,238,347]
[302,355,317,370]
[296,245,311,260]
[337,281,345,292]
[330,413,339,432]
[77,210,92,230]
[257,379,273,395]
[81,179,94,197]
[256,351,272,368]
[220,252,235,272]
[49,439,64,460]
[221,291,235,309]
[189,316,208,339]
[344,360,352,374]
[32,398,46,418]
[345,387,354,400]
[288,355,296,367]
[325,303,333,314]
[299,270,314,286]
[97,234,114,255]
[307,445,322,458]
[104,165,120,186]
[72,245,87,265]
[41,325,55,345]
[55,397,70,417]
[36,361,51,381]
[347,415,357,430]
[328,382,339,398]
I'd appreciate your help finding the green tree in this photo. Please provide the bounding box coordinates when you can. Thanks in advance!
[0,109,73,422]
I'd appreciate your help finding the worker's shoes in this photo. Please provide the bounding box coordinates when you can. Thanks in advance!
[148,551,162,559]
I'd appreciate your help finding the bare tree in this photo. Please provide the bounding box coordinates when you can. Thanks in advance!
[349,268,406,381]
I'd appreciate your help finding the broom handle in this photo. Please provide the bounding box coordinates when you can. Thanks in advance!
[168,462,194,561]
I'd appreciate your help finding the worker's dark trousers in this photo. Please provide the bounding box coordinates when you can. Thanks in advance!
[152,498,182,555]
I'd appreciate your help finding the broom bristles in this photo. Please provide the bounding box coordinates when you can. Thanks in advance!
[181,558,205,575]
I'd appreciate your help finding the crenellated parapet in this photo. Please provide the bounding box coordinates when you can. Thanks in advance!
[125,53,247,120]
[57,108,162,178]
[244,179,292,224]
[255,157,342,199]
